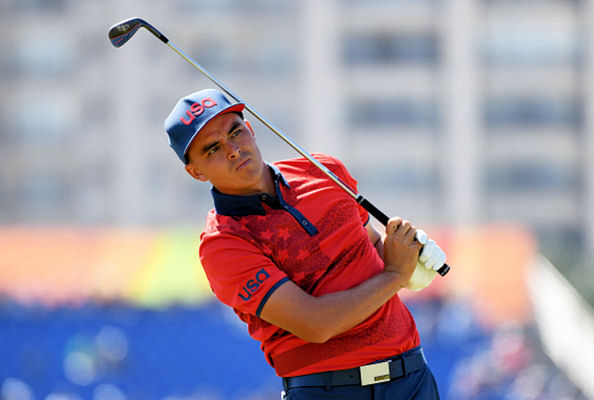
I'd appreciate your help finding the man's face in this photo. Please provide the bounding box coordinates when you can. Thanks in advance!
[184,112,268,196]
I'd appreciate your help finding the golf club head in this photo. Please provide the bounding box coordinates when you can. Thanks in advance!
[108,17,168,47]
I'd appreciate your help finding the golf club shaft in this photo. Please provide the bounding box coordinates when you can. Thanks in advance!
[170,40,450,277]
[110,18,450,276]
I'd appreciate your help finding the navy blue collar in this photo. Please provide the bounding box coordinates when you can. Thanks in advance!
[211,164,290,217]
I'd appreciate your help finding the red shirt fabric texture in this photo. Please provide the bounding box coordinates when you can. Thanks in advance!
[199,153,420,377]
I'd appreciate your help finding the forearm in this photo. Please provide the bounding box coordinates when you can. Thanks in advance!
[367,221,385,260]
[261,269,407,344]
[309,270,407,341]
[374,235,385,260]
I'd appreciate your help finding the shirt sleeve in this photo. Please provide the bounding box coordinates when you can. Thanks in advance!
[199,230,289,318]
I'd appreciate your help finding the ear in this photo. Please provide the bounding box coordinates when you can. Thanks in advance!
[185,163,208,182]
[244,119,255,137]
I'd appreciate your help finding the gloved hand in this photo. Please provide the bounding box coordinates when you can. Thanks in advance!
[406,230,446,291]
[416,230,446,271]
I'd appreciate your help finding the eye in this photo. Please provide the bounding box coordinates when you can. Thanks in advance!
[207,145,219,156]
[230,128,242,138]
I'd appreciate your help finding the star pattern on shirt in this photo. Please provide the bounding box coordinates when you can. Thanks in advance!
[296,248,310,261]
[259,229,274,240]
[277,227,290,240]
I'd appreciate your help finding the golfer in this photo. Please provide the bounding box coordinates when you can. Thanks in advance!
[165,89,446,399]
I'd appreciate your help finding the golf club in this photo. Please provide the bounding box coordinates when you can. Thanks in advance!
[108,17,450,277]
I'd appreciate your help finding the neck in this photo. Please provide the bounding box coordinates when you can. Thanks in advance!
[260,163,276,195]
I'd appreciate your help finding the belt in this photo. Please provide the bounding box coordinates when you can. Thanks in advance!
[282,346,427,390]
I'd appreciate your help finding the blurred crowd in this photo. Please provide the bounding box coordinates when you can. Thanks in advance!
[0,296,587,400]
[409,298,586,400]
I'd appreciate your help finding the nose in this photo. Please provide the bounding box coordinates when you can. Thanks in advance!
[226,141,241,159]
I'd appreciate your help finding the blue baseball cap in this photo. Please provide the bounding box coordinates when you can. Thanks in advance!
[164,89,245,163]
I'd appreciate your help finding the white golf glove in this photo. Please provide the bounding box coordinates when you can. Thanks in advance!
[416,230,446,271]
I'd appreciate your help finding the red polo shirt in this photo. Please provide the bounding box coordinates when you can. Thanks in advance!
[199,154,419,377]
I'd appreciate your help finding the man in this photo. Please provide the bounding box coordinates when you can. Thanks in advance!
[164,89,446,399]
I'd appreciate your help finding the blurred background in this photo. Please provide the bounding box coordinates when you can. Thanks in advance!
[1,0,594,399]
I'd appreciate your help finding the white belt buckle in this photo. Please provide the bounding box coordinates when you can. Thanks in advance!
[359,361,391,386]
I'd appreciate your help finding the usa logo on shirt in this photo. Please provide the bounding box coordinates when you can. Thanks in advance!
[238,268,270,301]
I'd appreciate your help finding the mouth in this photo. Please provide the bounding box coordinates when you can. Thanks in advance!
[235,158,251,171]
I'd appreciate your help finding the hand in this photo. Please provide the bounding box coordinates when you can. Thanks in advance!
[383,217,423,286]
[417,231,446,271]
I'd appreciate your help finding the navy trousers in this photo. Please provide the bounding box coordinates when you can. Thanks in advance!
[282,365,440,400]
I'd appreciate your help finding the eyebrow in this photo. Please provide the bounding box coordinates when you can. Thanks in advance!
[201,120,242,154]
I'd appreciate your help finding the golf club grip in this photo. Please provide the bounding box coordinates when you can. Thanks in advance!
[358,197,390,226]
[357,197,450,277]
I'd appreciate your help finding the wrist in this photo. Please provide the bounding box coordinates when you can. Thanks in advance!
[381,269,409,290]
